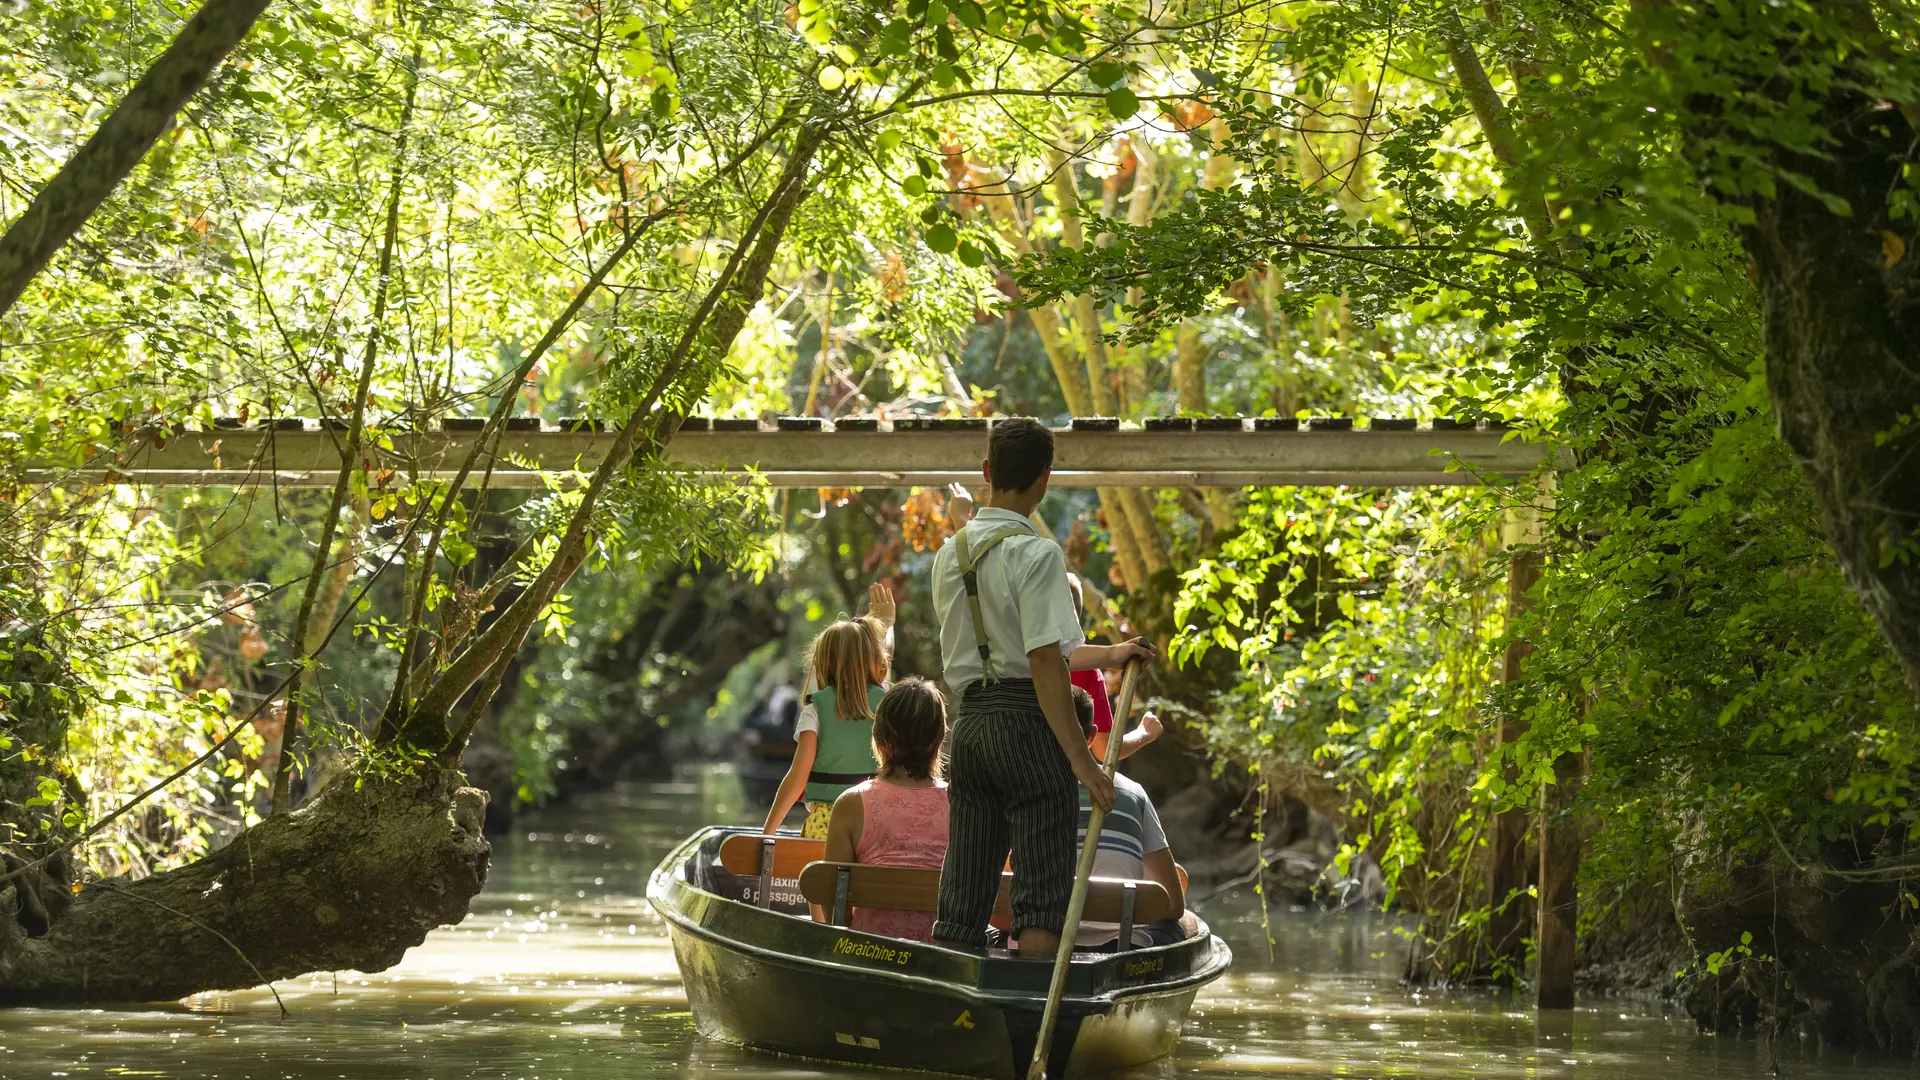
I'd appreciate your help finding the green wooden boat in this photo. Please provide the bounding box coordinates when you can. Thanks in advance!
[648,825,1232,1079]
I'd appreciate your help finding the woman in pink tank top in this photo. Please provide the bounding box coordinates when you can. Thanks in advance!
[823,678,950,942]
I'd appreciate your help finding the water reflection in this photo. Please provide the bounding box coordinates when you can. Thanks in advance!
[0,769,1904,1079]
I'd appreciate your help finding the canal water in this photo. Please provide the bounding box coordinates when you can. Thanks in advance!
[0,769,1905,1079]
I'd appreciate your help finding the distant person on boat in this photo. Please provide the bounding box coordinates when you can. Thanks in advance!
[762,582,896,839]
[1069,687,1189,949]
[929,417,1145,958]
[821,678,951,941]
[1064,572,1163,764]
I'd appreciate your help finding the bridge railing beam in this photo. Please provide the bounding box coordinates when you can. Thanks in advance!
[24,422,1564,490]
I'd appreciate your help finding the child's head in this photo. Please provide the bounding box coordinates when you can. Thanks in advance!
[871,678,948,780]
[806,616,888,721]
[1071,686,1096,743]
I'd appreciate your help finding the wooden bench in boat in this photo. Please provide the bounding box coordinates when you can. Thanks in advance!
[716,834,825,910]
[718,834,1189,902]
[715,834,1186,949]
[796,860,1174,952]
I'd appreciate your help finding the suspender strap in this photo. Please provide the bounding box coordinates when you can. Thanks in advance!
[953,522,1034,685]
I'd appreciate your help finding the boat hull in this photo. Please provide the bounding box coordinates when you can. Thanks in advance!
[649,826,1229,1079]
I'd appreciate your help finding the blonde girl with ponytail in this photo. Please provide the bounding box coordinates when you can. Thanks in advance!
[762,582,895,838]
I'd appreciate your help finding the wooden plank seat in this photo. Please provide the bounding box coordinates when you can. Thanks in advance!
[717,833,825,879]
[796,861,1174,951]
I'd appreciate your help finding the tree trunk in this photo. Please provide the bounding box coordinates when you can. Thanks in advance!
[1177,119,1241,531]
[1443,36,1552,248]
[1118,488,1170,574]
[0,0,274,317]
[0,769,488,1003]
[1059,233,1168,581]
[1292,67,1328,189]
[1680,856,1920,1051]
[977,179,1095,417]
[303,487,369,660]
[1724,94,1920,694]
[1114,142,1157,414]
[1033,151,1153,591]
[1094,486,1150,590]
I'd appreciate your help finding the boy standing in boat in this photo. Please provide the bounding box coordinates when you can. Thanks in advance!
[929,417,1120,958]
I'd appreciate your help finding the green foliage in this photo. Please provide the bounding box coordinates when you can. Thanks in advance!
[1174,486,1505,904]
[0,0,827,867]
[1010,0,1920,973]
[0,487,270,874]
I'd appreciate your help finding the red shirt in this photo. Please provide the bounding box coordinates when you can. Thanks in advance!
[1070,668,1113,733]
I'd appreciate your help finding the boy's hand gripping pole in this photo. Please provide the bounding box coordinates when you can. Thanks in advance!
[1025,657,1143,1080]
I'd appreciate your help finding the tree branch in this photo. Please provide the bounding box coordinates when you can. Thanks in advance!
[0,0,274,316]
[271,37,421,813]
[1443,34,1553,248]
[408,117,833,739]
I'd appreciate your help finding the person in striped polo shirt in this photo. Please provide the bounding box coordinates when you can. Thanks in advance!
[1069,687,1187,949]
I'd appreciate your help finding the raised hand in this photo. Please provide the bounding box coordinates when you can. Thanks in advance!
[867,580,896,628]
[945,481,975,527]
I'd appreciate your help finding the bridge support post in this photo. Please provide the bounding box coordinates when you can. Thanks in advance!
[1536,749,1585,1009]
[1486,541,1539,977]
[1508,475,1580,1011]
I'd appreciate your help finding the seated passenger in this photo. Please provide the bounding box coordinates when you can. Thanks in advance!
[822,677,950,942]
[1071,687,1186,950]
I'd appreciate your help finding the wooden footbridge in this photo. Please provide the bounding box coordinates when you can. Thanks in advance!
[42,415,1558,489]
[26,410,1573,1008]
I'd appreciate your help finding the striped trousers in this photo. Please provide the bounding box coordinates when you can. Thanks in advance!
[932,679,1077,947]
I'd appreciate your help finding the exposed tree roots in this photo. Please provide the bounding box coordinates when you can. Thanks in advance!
[1680,856,1920,1052]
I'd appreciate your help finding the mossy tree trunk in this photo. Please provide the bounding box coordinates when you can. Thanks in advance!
[1732,98,1920,695]
[1663,4,1920,1044]
[0,770,489,1003]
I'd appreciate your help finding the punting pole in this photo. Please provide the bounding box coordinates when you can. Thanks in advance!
[1026,657,1144,1080]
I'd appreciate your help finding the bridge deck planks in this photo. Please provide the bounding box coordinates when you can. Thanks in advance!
[28,423,1561,489]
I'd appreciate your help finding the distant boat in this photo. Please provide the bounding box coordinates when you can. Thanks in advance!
[648,825,1232,1078]
[734,685,799,806]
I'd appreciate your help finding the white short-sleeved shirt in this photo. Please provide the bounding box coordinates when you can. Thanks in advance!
[930,508,1084,689]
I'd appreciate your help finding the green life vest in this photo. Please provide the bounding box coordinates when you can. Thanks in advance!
[803,683,886,803]
[802,680,883,799]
